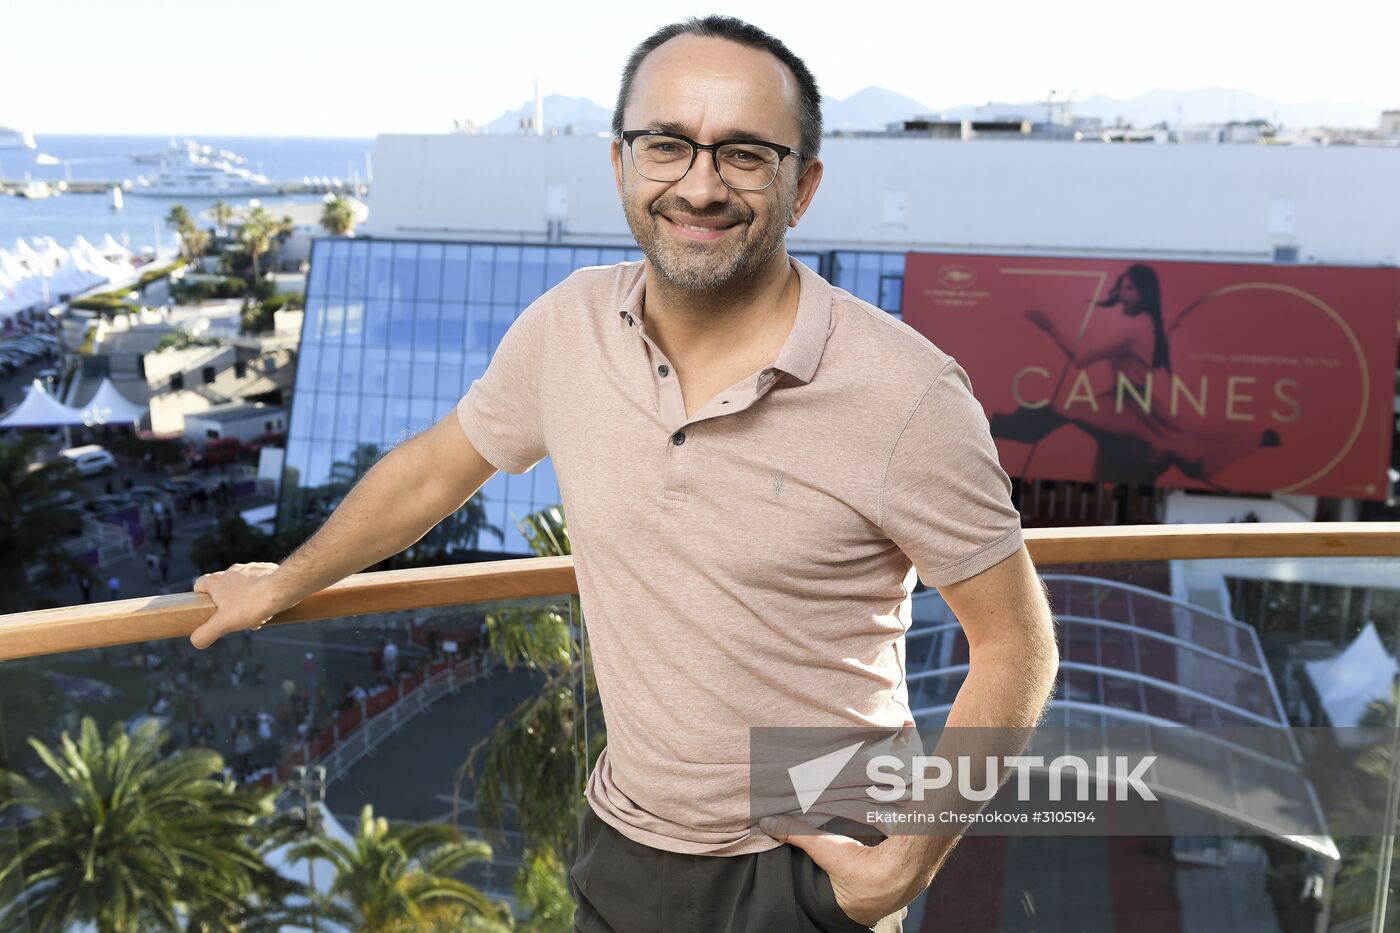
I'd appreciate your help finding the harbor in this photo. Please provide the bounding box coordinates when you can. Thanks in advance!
[0,177,369,197]
[0,134,374,255]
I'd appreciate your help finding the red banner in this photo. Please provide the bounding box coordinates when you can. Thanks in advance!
[903,254,1400,499]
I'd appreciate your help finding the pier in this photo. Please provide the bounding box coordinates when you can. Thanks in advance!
[0,179,369,197]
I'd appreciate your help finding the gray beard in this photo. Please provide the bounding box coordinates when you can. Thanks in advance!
[624,183,796,300]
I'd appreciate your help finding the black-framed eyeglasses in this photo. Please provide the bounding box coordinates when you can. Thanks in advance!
[619,128,804,191]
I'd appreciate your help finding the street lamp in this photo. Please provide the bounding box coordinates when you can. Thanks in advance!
[291,764,327,932]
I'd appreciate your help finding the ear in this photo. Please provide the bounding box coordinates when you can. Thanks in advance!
[610,138,626,200]
[789,157,824,228]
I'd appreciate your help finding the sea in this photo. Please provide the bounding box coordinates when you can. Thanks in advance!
[0,135,375,254]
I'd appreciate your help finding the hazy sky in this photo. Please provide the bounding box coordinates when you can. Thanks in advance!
[6,0,1397,137]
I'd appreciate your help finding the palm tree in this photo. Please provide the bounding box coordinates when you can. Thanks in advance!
[164,204,198,266]
[320,195,357,237]
[0,434,96,612]
[239,207,294,286]
[0,716,308,932]
[165,203,193,235]
[285,802,514,932]
[210,200,235,236]
[181,227,211,264]
[451,505,600,932]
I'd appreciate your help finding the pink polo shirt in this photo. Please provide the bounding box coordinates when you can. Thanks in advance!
[455,256,1024,856]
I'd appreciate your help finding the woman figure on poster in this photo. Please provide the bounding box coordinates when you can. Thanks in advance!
[990,263,1280,487]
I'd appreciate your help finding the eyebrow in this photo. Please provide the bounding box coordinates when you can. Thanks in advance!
[645,120,772,144]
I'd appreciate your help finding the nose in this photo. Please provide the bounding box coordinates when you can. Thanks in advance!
[672,148,731,211]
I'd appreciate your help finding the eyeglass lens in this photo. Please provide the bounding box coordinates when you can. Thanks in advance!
[631,135,781,190]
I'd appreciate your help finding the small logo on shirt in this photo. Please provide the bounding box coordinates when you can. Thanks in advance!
[773,473,783,497]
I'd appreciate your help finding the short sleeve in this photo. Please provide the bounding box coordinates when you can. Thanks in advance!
[454,296,550,474]
[880,358,1024,588]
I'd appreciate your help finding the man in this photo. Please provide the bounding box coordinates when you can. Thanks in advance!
[189,15,1058,932]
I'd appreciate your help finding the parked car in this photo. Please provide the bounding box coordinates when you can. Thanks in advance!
[59,445,117,477]
[158,477,201,506]
[123,484,168,506]
[85,494,136,515]
[25,490,79,511]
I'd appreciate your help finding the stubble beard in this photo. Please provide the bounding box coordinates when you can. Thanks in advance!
[623,180,796,297]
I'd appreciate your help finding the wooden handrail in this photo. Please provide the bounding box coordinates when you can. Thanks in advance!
[3,522,1397,663]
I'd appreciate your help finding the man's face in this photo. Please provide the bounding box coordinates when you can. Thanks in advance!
[612,34,822,294]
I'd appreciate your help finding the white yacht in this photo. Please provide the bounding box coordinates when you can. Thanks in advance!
[130,155,279,197]
[0,127,36,150]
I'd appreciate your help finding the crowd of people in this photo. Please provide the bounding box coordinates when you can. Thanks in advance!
[123,624,488,783]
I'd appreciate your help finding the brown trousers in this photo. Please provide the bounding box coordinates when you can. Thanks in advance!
[569,804,908,933]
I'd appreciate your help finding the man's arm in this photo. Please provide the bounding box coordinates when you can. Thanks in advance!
[878,544,1059,894]
[763,545,1059,925]
[189,413,498,649]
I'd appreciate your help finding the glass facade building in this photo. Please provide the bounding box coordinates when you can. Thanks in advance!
[281,238,893,556]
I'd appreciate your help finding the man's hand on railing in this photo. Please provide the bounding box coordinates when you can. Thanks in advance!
[190,562,287,650]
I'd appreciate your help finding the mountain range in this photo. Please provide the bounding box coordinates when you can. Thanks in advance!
[481,86,1390,136]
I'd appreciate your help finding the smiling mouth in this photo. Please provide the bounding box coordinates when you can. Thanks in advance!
[660,214,742,239]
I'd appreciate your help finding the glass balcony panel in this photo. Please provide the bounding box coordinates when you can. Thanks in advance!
[0,596,587,931]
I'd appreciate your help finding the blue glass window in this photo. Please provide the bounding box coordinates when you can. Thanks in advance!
[519,246,547,300]
[387,349,413,397]
[416,243,444,303]
[315,345,339,392]
[356,394,384,444]
[442,245,469,301]
[414,304,439,349]
[362,296,389,346]
[345,241,367,296]
[411,354,437,397]
[326,239,350,298]
[439,302,465,350]
[343,300,365,344]
[388,301,414,348]
[367,242,394,300]
[468,246,495,302]
[438,351,464,399]
[360,348,387,395]
[391,242,418,301]
[492,246,520,304]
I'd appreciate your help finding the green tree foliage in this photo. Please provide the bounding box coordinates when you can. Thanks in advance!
[238,207,294,287]
[284,802,514,932]
[320,195,357,237]
[0,435,95,612]
[0,716,317,932]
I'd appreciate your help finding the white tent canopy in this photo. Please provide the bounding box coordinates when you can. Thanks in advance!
[12,238,42,271]
[0,380,88,429]
[1305,621,1399,739]
[47,256,101,298]
[99,233,133,262]
[80,377,147,426]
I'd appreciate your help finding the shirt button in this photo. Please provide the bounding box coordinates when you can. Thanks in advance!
[658,364,669,376]
[671,431,685,446]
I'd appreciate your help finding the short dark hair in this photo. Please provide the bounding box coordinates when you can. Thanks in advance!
[612,15,823,159]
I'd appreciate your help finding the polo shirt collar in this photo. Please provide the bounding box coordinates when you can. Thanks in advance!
[616,255,833,385]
